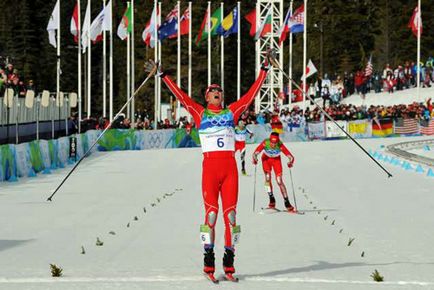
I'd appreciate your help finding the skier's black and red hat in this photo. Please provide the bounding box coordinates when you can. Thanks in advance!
[205,84,223,96]
[270,132,280,144]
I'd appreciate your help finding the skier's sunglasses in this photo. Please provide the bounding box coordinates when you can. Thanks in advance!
[209,88,223,93]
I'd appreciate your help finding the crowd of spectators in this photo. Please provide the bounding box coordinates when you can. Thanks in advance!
[0,56,35,98]
[299,58,434,108]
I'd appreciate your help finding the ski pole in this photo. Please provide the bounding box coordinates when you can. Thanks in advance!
[253,164,257,212]
[289,169,298,211]
[47,65,157,202]
[267,54,392,178]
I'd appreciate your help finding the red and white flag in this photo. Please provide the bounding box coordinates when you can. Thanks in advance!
[408,6,422,37]
[142,6,159,48]
[301,59,318,81]
[70,2,79,43]
[365,55,373,77]
[420,119,434,135]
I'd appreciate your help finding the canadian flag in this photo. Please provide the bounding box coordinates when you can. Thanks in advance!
[301,59,318,81]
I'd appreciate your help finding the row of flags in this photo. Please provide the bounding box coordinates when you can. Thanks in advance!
[47,1,423,85]
[48,1,306,50]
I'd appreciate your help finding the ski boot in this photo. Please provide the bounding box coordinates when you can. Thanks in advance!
[241,168,247,176]
[284,197,295,212]
[223,248,239,282]
[268,193,276,209]
[203,248,218,283]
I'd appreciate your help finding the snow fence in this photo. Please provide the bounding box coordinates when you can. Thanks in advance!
[1,118,433,183]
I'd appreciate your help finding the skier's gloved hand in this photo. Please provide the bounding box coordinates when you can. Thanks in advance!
[261,48,278,71]
[287,156,294,168]
[144,59,165,77]
[252,153,259,165]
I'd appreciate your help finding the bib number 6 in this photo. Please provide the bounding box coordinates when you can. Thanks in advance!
[217,138,224,148]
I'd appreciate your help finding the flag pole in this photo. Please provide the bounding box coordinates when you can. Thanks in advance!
[220,2,224,94]
[127,2,131,119]
[270,2,274,110]
[103,0,107,118]
[109,0,113,122]
[57,0,61,134]
[87,0,91,119]
[417,0,421,100]
[158,1,162,126]
[131,0,135,125]
[188,1,192,100]
[153,0,158,130]
[207,1,211,86]
[289,0,293,107]
[78,0,82,133]
[302,0,307,114]
[237,1,240,100]
[255,1,259,113]
[177,1,181,120]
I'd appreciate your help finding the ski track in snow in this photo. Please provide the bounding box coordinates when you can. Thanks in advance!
[0,136,433,290]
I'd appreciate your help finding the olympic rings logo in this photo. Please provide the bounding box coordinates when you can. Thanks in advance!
[147,132,163,148]
[208,114,231,127]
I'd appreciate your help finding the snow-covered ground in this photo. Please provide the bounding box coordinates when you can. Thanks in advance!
[287,85,433,110]
[410,148,434,160]
[0,136,433,290]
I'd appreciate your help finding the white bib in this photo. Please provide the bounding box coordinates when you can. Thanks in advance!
[199,127,235,153]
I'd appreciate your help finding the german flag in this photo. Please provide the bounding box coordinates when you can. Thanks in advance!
[372,118,393,137]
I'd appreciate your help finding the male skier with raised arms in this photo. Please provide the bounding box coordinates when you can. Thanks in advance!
[253,132,296,212]
[145,51,272,283]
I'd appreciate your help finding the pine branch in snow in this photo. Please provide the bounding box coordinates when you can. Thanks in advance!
[50,264,63,277]
[371,269,384,282]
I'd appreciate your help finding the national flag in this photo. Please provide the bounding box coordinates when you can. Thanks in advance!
[165,7,190,40]
[89,1,111,43]
[372,119,393,137]
[278,8,291,46]
[89,8,105,42]
[365,54,373,77]
[196,7,222,45]
[102,0,112,32]
[209,7,223,36]
[255,7,272,40]
[47,0,60,48]
[177,7,191,37]
[81,1,91,51]
[288,4,304,34]
[394,118,419,135]
[70,2,80,43]
[216,7,238,38]
[420,119,434,135]
[244,8,256,37]
[117,5,132,40]
[301,59,318,81]
[408,6,422,37]
[158,6,179,41]
[142,6,159,48]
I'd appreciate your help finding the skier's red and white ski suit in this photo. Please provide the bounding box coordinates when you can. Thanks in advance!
[162,69,267,248]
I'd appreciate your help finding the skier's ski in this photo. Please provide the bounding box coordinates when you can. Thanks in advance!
[204,273,219,284]
[223,273,239,282]
[260,207,305,215]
